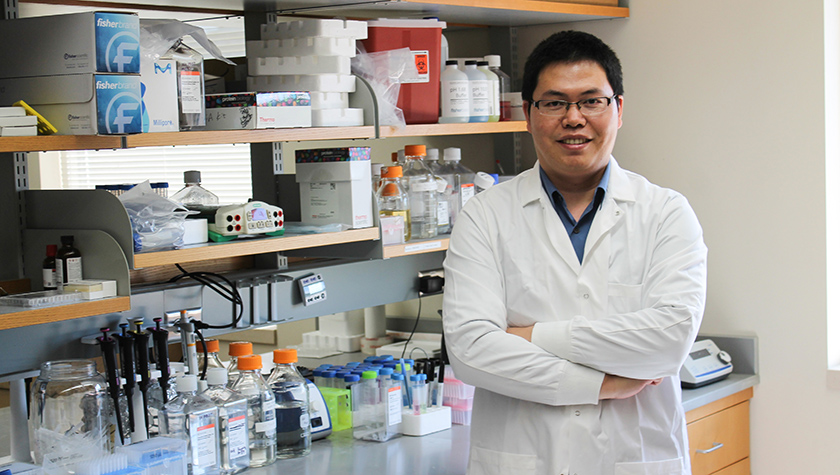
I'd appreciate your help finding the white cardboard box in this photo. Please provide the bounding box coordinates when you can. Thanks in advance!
[0,73,142,135]
[0,12,140,78]
[295,150,372,229]
[140,57,179,132]
[204,91,311,130]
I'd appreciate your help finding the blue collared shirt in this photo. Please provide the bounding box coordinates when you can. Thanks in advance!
[539,162,611,263]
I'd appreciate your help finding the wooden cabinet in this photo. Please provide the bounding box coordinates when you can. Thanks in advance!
[686,388,752,475]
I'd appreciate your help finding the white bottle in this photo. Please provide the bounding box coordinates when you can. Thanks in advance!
[203,368,251,475]
[160,374,221,475]
[230,355,277,468]
[478,60,500,122]
[463,60,490,123]
[439,60,471,124]
[474,172,497,193]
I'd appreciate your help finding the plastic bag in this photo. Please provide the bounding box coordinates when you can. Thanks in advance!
[139,19,235,64]
[351,46,420,129]
[119,181,191,252]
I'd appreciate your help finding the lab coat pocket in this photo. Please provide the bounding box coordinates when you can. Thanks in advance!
[614,457,683,475]
[607,282,644,314]
[469,446,537,475]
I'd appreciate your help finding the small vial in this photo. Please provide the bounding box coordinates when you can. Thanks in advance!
[410,374,428,415]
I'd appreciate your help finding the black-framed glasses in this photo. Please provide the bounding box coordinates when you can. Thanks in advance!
[531,95,618,117]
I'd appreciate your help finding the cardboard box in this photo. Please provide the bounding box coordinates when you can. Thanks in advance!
[295,147,372,229]
[0,74,142,135]
[140,57,179,132]
[0,12,140,79]
[204,91,311,130]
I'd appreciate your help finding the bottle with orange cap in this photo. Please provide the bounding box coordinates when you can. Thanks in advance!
[376,165,411,243]
[226,341,253,383]
[266,348,311,458]
[230,354,277,467]
[198,339,225,375]
[403,144,438,240]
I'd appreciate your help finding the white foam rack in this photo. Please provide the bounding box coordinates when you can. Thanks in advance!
[247,74,356,93]
[248,55,352,76]
[247,36,357,59]
[260,19,368,41]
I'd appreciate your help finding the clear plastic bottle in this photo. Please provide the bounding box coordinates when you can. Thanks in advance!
[230,355,277,468]
[424,148,442,175]
[160,374,221,475]
[439,60,471,124]
[403,145,438,240]
[463,60,490,123]
[145,369,165,438]
[484,55,512,121]
[265,349,311,459]
[56,234,82,285]
[478,60,500,122]
[352,370,383,441]
[198,339,226,377]
[441,147,476,227]
[370,162,384,193]
[434,176,451,235]
[376,165,411,242]
[164,40,206,131]
[226,341,253,384]
[203,368,251,475]
[171,171,220,208]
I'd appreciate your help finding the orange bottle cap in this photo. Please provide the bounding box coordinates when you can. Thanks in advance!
[228,341,253,357]
[273,348,298,364]
[200,339,219,353]
[391,152,399,162]
[382,166,403,178]
[404,145,426,157]
[237,354,262,370]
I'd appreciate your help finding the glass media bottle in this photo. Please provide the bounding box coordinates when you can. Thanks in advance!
[203,368,250,475]
[376,165,411,242]
[265,349,311,459]
[403,145,437,240]
[230,355,277,468]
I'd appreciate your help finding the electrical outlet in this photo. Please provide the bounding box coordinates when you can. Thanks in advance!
[418,268,445,295]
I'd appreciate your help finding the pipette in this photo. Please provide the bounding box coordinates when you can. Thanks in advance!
[148,317,171,403]
[113,323,137,434]
[130,318,151,433]
[96,327,125,444]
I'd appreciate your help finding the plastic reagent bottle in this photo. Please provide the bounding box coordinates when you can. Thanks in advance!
[478,60,501,122]
[55,235,82,285]
[376,166,411,242]
[463,60,490,122]
[230,355,277,467]
[226,341,253,383]
[171,170,220,208]
[265,349,312,459]
[403,145,438,240]
[203,368,251,475]
[165,40,206,130]
[352,370,384,441]
[439,60,471,124]
[160,374,221,475]
[441,147,476,227]
[484,55,512,121]
[42,244,58,290]
[435,176,451,235]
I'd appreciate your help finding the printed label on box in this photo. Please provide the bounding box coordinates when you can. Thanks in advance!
[94,12,140,73]
[402,50,430,84]
[95,75,142,134]
[308,182,339,219]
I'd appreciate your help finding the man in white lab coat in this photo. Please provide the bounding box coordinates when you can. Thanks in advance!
[442,31,707,475]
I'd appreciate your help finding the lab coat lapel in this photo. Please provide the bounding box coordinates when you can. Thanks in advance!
[583,158,635,264]
[521,164,582,274]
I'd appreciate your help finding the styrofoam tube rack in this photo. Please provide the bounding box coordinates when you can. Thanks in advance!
[247,36,357,58]
[247,74,357,93]
[260,19,368,41]
[401,406,451,436]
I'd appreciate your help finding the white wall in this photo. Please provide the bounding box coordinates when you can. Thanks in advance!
[518,0,839,472]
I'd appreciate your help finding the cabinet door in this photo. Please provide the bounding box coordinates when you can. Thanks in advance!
[688,401,750,475]
[713,458,750,475]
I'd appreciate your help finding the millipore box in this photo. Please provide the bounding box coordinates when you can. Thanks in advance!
[295,147,373,229]
[204,91,311,130]
[0,74,142,135]
[0,12,140,78]
[140,57,179,132]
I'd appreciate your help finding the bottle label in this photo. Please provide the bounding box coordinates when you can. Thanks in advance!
[189,409,218,469]
[55,259,64,286]
[401,50,430,84]
[490,78,500,116]
[227,414,249,459]
[179,70,203,114]
[387,385,402,425]
[42,268,57,289]
[460,183,476,207]
[471,80,490,116]
[65,257,83,283]
[437,200,450,226]
[441,79,470,117]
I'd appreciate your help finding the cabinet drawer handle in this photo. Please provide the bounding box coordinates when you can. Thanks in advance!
[696,442,724,454]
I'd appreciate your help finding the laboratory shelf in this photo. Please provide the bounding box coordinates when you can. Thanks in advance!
[383,236,450,259]
[0,121,528,153]
[133,226,381,268]
[0,296,131,331]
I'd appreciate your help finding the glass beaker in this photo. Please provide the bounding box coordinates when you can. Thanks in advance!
[29,359,114,464]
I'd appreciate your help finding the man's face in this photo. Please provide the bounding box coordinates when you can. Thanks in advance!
[525,60,623,185]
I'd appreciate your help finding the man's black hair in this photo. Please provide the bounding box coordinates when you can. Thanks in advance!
[521,30,623,105]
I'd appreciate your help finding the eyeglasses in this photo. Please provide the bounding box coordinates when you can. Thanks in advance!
[531,95,618,117]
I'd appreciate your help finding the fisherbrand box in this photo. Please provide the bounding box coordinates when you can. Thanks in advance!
[0,12,140,78]
[0,74,142,135]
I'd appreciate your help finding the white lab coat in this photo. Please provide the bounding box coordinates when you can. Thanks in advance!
[442,158,707,475]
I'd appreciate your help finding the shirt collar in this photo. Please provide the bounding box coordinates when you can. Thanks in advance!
[539,160,611,210]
